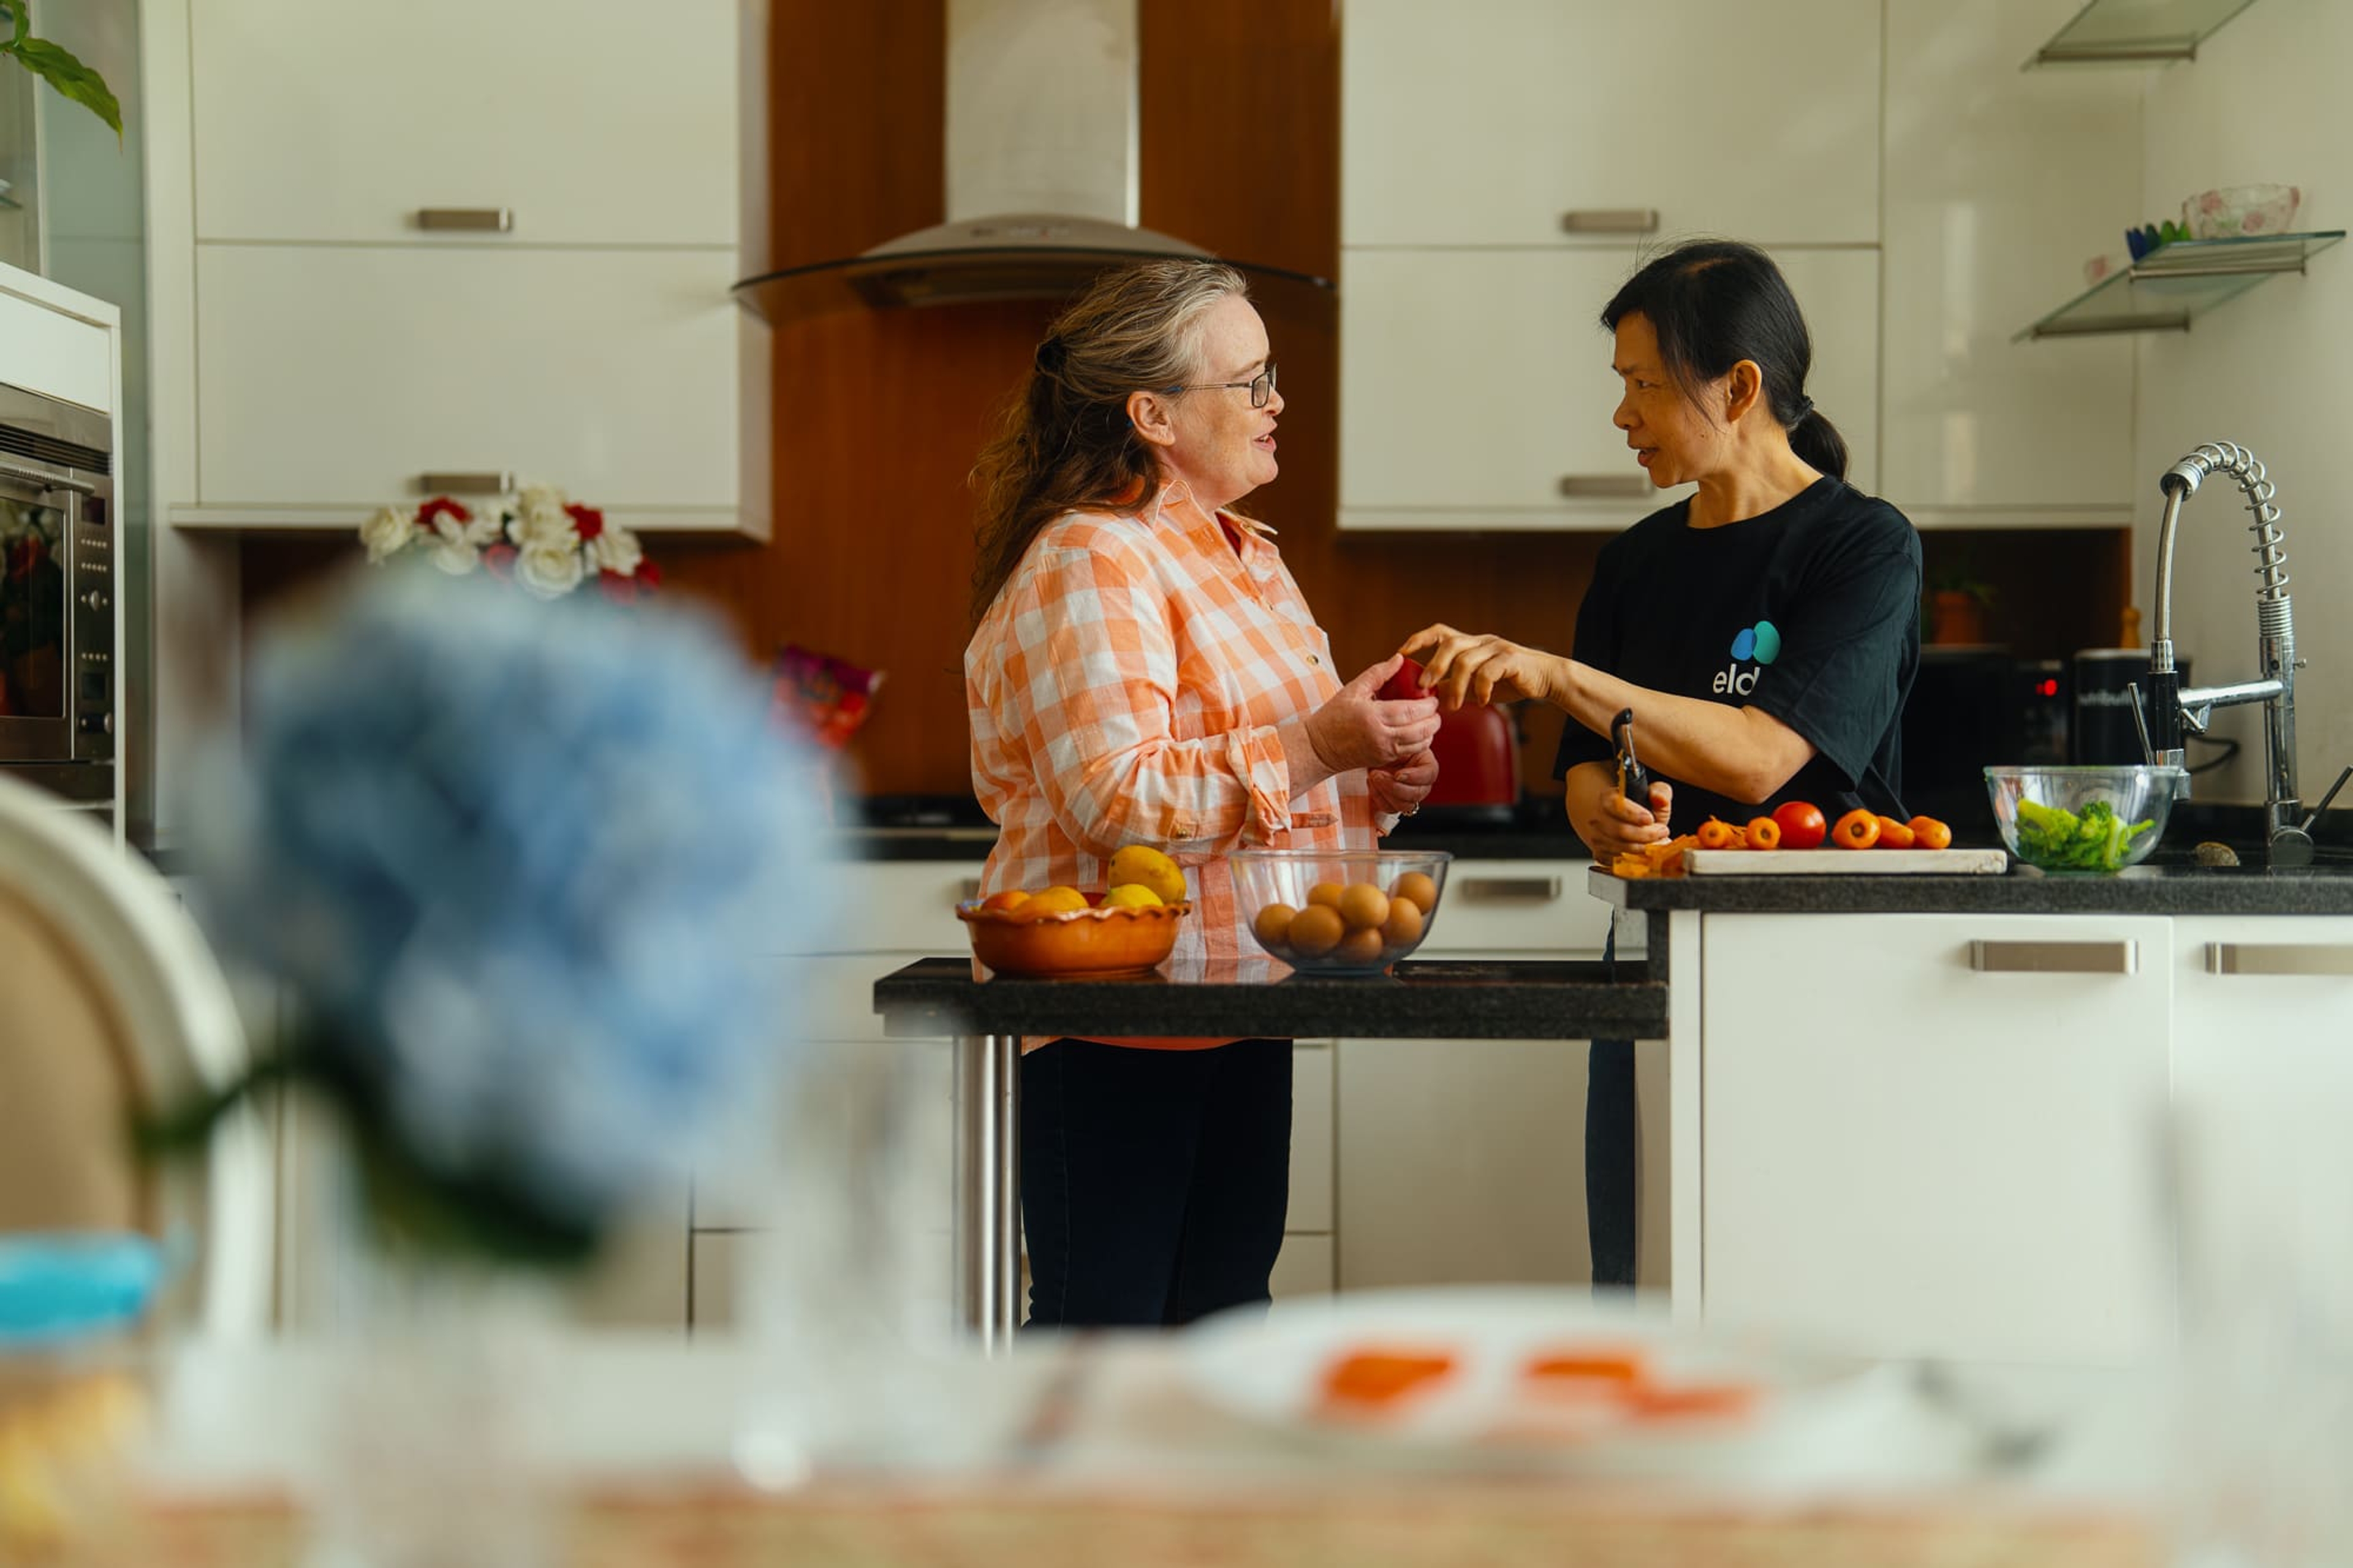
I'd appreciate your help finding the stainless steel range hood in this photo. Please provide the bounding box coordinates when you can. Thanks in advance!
[733,0,1330,322]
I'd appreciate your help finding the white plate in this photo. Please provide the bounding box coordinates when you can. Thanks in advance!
[1181,1287,1881,1468]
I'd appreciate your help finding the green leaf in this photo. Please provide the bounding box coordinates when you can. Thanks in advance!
[2,2,29,53]
[12,36,123,138]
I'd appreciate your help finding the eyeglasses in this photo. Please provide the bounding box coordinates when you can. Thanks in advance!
[1161,360,1277,409]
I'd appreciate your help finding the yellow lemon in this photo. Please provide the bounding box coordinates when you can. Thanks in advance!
[1023,885,1089,917]
[1103,883,1165,910]
[1107,845,1188,904]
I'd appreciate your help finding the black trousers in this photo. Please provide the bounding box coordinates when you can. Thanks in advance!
[1018,1037,1292,1329]
[1588,922,1638,1289]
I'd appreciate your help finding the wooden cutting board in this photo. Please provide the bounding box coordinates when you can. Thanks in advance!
[1684,847,2010,876]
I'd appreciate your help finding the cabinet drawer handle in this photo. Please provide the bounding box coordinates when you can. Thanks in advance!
[1558,474,1653,500]
[2207,942,2353,975]
[417,471,515,496]
[1969,940,2137,975]
[415,206,514,233]
[1560,208,1659,235]
[1458,876,1563,902]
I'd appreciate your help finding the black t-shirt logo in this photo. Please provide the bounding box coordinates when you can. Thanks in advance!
[1714,619,1783,697]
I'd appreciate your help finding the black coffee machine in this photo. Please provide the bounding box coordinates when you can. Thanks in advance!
[1901,648,2069,839]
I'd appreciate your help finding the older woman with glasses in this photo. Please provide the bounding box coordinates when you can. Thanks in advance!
[965,260,1441,1328]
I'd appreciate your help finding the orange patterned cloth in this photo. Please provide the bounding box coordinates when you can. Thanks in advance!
[966,482,1384,1017]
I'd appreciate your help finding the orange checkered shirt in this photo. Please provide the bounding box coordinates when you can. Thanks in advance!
[966,482,1387,1032]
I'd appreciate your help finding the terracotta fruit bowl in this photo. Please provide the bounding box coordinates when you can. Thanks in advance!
[958,894,1191,978]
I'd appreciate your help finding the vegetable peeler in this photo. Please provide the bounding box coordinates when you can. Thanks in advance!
[1612,707,1650,805]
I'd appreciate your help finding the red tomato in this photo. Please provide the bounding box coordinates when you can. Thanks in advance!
[1833,808,1881,850]
[1744,816,1783,851]
[1771,800,1827,850]
[1378,656,1428,703]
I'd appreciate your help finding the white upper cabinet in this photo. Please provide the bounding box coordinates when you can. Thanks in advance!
[189,0,739,247]
[194,246,746,517]
[1879,4,2139,518]
[1341,245,1877,528]
[1343,0,1882,249]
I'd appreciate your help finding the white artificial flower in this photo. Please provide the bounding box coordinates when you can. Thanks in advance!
[513,483,576,547]
[360,506,417,564]
[515,540,586,599]
[589,525,643,577]
[430,539,482,575]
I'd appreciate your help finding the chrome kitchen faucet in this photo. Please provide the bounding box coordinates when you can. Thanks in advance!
[2133,441,2341,866]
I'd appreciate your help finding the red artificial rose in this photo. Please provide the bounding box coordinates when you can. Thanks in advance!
[634,558,662,589]
[416,496,472,531]
[564,502,605,541]
[481,543,518,582]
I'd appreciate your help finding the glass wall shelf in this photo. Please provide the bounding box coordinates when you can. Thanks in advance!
[2017,230,2343,341]
[2027,0,2260,66]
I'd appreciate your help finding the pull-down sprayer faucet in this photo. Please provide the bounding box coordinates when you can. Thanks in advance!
[2134,442,2316,865]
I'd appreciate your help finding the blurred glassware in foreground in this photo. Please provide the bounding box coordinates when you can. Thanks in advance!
[153,569,831,1264]
[143,569,840,1564]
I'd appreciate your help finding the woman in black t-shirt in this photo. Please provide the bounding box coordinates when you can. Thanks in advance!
[1400,241,1922,1287]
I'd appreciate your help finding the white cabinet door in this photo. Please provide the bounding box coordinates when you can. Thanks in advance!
[1343,0,1881,249]
[195,245,743,517]
[1701,912,2172,1362]
[189,0,740,246]
[1336,1037,1594,1287]
[2172,917,2353,1096]
[1879,4,2138,518]
[1417,860,1605,958]
[1340,247,1878,529]
[2170,916,2353,1322]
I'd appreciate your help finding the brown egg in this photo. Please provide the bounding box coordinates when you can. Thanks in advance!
[1306,882,1347,911]
[1287,903,1346,957]
[1336,926,1387,966]
[1252,903,1300,951]
[1381,896,1425,949]
[1336,882,1391,931]
[1391,871,1439,914]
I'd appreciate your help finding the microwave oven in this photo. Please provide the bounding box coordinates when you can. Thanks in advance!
[0,381,114,813]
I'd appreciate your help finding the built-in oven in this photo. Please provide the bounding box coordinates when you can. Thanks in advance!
[0,381,113,815]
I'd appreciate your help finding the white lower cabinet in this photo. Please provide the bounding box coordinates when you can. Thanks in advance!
[1699,912,2173,1363]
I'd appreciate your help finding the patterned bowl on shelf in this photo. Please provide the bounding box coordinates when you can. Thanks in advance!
[2183,184,2302,241]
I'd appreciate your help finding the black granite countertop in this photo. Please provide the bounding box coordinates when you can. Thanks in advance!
[843,793,1593,863]
[872,955,1665,1040]
[1590,854,2353,915]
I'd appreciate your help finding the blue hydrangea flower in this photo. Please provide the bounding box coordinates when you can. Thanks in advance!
[196,570,833,1235]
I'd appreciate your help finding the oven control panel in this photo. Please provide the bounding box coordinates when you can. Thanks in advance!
[70,492,113,763]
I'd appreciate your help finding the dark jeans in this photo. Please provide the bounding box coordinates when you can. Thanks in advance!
[1588,923,1638,1289]
[1019,1037,1292,1329]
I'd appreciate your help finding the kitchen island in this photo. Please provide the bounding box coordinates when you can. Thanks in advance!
[879,855,2353,1361]
[873,956,1665,1352]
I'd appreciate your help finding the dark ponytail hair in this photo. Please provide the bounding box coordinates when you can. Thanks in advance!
[1600,240,1847,482]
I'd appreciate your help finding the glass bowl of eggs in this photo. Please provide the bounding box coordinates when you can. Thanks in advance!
[1228,849,1453,974]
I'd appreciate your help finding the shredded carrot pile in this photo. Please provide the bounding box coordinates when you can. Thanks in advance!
[1608,833,1702,879]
